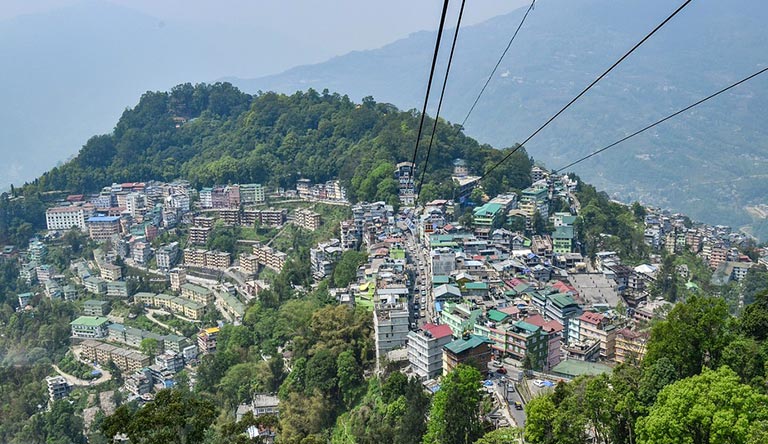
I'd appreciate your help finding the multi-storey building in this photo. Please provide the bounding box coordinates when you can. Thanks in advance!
[614,328,649,364]
[83,300,110,316]
[106,281,130,298]
[46,376,72,401]
[219,208,241,226]
[240,254,260,275]
[373,303,410,361]
[70,316,111,339]
[87,216,121,242]
[169,268,186,292]
[443,334,494,375]
[84,276,107,295]
[198,327,220,354]
[407,323,454,380]
[256,208,287,226]
[156,242,179,270]
[394,162,416,205]
[100,263,122,281]
[573,311,617,358]
[79,340,150,373]
[294,208,322,231]
[252,244,287,272]
[45,205,95,231]
[189,226,212,245]
[310,239,343,280]
[193,216,215,229]
[132,241,152,265]
[240,183,266,204]
[181,283,214,305]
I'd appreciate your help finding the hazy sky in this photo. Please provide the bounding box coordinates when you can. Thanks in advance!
[2,0,531,66]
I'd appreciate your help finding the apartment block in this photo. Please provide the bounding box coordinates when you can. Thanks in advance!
[181,283,214,305]
[46,376,72,401]
[252,244,288,273]
[189,226,211,245]
[87,216,121,242]
[198,327,220,355]
[100,263,122,281]
[294,208,322,231]
[614,328,649,364]
[46,204,95,231]
[156,242,179,270]
[70,316,111,339]
[407,323,454,380]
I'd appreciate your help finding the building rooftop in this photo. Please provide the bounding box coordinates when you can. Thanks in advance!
[551,359,612,378]
[444,334,494,355]
[71,316,110,327]
[87,216,121,223]
[422,323,453,340]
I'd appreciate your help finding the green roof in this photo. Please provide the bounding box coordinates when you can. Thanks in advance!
[473,203,504,217]
[464,282,489,290]
[487,309,508,323]
[513,320,540,333]
[553,226,574,239]
[551,359,612,378]
[433,275,450,285]
[181,283,211,294]
[71,316,110,327]
[444,334,494,355]
[549,293,577,309]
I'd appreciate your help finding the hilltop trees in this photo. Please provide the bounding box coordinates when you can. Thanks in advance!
[423,365,484,444]
[636,367,768,444]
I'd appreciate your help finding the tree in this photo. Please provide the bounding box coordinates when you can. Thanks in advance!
[474,428,522,444]
[524,396,557,444]
[102,389,216,444]
[336,350,363,408]
[332,251,367,288]
[644,294,732,379]
[423,365,483,444]
[636,366,768,444]
[139,337,159,358]
[741,290,768,340]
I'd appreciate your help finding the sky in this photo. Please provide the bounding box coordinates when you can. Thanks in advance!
[2,0,531,75]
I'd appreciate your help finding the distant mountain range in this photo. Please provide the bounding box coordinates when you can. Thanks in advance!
[228,0,768,239]
[0,1,321,190]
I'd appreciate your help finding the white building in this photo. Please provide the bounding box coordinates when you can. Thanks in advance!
[45,205,95,231]
[373,303,410,362]
[407,323,454,380]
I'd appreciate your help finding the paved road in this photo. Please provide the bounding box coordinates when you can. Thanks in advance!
[145,309,185,335]
[53,364,112,386]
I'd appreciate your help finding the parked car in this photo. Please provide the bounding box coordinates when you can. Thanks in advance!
[496,367,507,375]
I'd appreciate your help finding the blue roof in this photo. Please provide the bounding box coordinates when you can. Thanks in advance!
[88,216,120,222]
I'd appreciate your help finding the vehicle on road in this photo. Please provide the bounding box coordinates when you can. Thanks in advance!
[514,401,523,410]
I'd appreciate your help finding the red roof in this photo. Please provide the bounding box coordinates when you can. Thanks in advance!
[505,278,526,288]
[524,314,546,327]
[579,311,605,325]
[542,320,564,333]
[424,323,453,339]
[499,306,521,316]
[443,224,455,232]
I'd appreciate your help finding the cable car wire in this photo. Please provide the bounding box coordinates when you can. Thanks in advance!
[416,0,468,205]
[478,0,693,182]
[553,65,768,173]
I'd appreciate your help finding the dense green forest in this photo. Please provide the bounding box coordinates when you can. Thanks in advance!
[25,82,531,202]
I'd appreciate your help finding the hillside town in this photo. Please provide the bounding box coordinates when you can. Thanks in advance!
[2,158,764,438]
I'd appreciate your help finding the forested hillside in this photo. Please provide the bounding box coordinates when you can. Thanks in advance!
[28,82,531,203]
